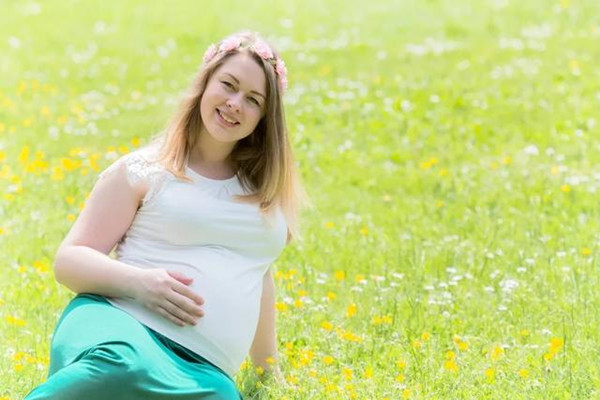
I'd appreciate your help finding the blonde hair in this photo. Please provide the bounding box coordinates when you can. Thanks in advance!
[150,31,307,240]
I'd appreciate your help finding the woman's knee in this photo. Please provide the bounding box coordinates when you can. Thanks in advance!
[84,341,148,381]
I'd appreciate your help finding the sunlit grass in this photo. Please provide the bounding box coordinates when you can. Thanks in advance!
[2,0,600,398]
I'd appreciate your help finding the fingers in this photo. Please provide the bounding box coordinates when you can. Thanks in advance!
[168,287,204,319]
[162,299,201,326]
[156,306,186,327]
[167,270,193,284]
[171,280,204,306]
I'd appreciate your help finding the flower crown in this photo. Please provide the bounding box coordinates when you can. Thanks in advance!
[203,35,288,94]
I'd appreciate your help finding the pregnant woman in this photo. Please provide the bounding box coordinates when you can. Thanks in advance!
[25,30,304,399]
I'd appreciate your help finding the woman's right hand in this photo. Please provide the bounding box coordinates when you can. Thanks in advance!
[132,269,205,327]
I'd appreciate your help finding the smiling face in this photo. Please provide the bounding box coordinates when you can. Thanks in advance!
[199,52,267,146]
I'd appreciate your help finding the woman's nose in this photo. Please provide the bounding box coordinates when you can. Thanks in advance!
[226,95,242,113]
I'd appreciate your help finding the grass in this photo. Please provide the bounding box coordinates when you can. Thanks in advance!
[2,0,600,398]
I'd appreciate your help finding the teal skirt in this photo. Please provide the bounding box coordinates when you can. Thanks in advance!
[25,293,243,400]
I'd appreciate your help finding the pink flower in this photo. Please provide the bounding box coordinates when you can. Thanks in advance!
[275,59,288,92]
[278,75,288,92]
[275,59,287,76]
[202,44,217,64]
[219,36,242,52]
[251,40,273,60]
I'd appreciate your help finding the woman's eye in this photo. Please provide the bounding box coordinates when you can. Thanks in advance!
[249,97,260,106]
[222,81,234,89]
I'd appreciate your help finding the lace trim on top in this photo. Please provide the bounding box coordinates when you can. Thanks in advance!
[98,148,170,205]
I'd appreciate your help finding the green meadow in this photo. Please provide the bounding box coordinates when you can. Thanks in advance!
[2,0,600,398]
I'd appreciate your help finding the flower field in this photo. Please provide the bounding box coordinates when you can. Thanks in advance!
[1,0,600,398]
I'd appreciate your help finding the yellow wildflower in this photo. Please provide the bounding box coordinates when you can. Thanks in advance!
[321,321,333,331]
[334,270,345,281]
[444,359,459,373]
[518,369,528,378]
[346,303,357,318]
[342,367,353,380]
[490,345,504,361]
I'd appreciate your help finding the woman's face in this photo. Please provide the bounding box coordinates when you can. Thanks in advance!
[199,52,267,145]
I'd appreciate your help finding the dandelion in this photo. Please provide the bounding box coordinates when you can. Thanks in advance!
[518,369,528,378]
[490,345,504,361]
[412,339,422,349]
[334,270,345,281]
[339,330,363,343]
[359,226,369,235]
[420,157,438,170]
[545,337,564,361]
[342,367,353,380]
[396,374,405,382]
[363,366,373,379]
[324,221,335,229]
[51,166,64,181]
[560,184,571,193]
[550,337,564,351]
[275,301,287,312]
[18,146,30,163]
[321,321,333,331]
[33,260,50,273]
[346,303,357,318]
[453,335,469,351]
[581,248,592,256]
[402,389,411,399]
[444,359,459,373]
[485,368,495,382]
[5,315,26,327]
[326,291,336,301]
[323,355,334,365]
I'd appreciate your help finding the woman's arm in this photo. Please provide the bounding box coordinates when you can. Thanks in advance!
[54,160,145,298]
[54,158,204,326]
[249,268,283,380]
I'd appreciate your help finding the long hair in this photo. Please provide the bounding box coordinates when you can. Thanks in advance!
[150,31,307,240]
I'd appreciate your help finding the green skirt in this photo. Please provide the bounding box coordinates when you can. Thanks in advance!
[25,293,243,400]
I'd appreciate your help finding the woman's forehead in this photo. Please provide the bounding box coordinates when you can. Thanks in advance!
[216,53,266,93]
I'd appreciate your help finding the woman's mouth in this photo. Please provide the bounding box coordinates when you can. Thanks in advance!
[216,109,239,127]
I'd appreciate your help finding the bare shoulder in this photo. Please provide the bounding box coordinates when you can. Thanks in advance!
[60,147,162,254]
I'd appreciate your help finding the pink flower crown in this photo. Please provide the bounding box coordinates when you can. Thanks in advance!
[203,35,288,94]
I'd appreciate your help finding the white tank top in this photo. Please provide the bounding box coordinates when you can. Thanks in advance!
[99,145,288,376]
